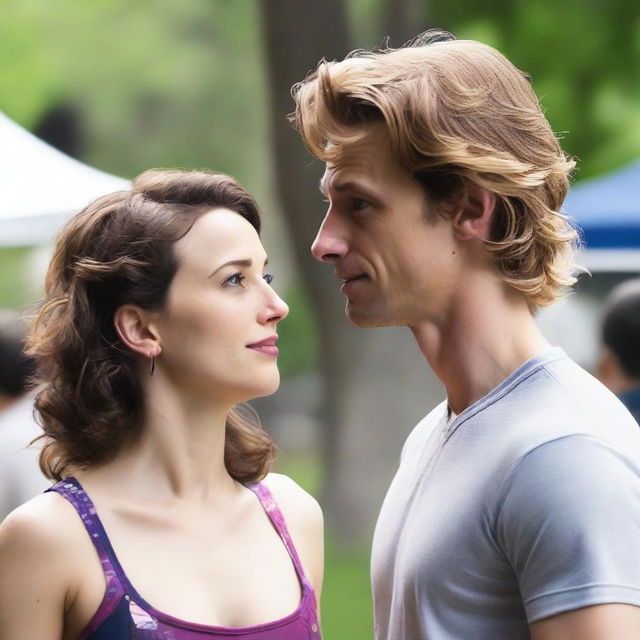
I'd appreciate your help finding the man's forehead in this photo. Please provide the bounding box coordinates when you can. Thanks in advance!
[319,125,405,196]
[320,163,377,196]
[320,142,386,192]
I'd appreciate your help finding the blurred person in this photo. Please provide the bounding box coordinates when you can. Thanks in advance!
[0,312,50,518]
[597,278,640,423]
[291,29,640,640]
[0,169,323,639]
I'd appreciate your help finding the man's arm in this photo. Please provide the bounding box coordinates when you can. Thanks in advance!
[531,604,640,640]
[497,436,640,629]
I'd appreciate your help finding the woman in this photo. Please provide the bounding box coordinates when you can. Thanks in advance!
[0,169,323,639]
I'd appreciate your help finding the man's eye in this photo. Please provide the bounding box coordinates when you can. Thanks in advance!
[225,273,245,286]
[352,198,369,211]
[263,274,274,285]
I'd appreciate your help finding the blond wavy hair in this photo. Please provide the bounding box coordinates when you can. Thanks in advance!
[291,31,579,308]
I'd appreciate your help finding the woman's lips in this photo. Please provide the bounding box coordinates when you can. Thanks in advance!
[247,336,279,356]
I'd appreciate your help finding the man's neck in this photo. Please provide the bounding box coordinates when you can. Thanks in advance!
[410,284,551,415]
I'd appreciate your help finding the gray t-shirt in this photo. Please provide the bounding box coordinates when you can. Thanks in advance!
[371,348,640,640]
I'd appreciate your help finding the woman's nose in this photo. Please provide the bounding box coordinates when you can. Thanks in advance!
[262,288,289,324]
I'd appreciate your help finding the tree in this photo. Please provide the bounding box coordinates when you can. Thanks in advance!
[261,0,444,545]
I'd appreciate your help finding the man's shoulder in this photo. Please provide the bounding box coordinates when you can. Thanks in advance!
[405,401,448,439]
[527,355,638,438]
[445,355,640,487]
[473,353,635,438]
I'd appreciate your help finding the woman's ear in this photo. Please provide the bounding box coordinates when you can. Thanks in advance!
[113,305,161,358]
[451,180,496,241]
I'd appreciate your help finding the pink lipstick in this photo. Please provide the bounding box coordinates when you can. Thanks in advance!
[247,335,279,356]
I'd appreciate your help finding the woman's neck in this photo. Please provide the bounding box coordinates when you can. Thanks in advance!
[82,376,239,502]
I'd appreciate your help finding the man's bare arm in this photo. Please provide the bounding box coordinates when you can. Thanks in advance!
[531,604,640,640]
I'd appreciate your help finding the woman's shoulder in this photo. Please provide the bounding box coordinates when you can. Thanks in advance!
[0,491,87,619]
[260,473,324,595]
[0,489,85,564]
[260,472,323,527]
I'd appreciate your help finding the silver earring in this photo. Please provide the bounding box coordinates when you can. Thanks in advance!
[149,355,155,376]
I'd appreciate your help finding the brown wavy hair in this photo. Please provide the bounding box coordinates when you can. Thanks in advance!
[291,30,580,308]
[26,169,276,482]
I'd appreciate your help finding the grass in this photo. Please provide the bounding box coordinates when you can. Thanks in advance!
[275,451,374,640]
[322,541,373,640]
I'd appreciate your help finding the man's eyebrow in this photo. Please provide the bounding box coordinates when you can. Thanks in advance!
[208,257,268,278]
[320,178,379,200]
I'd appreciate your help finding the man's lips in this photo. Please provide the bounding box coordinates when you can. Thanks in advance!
[247,335,279,356]
[339,274,368,294]
[336,271,368,283]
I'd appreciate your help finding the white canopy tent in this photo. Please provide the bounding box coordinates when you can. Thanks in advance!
[0,111,129,247]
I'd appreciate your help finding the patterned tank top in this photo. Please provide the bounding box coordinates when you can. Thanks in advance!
[47,477,321,639]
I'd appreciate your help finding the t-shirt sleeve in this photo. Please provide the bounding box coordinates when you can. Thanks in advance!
[496,434,640,623]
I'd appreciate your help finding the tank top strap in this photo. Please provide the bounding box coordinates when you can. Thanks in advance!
[46,477,126,623]
[246,481,312,589]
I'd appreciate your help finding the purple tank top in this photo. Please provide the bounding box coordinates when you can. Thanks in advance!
[47,477,321,640]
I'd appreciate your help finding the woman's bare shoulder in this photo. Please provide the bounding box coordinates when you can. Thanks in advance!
[0,492,85,639]
[261,473,324,596]
[261,472,323,527]
[0,490,83,561]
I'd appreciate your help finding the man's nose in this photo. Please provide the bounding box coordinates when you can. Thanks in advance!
[311,212,348,263]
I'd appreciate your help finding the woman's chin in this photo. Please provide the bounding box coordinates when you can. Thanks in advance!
[239,374,281,402]
[253,379,281,400]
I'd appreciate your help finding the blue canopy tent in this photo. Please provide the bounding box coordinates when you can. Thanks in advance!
[564,159,640,271]
[536,159,640,368]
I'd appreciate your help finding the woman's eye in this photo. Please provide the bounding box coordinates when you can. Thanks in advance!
[263,273,274,285]
[225,273,245,286]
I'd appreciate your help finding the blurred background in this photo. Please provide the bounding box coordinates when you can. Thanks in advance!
[1,1,639,637]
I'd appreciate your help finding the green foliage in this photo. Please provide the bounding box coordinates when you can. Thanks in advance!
[276,286,319,379]
[349,0,640,180]
[0,248,37,308]
[495,0,640,179]
[0,0,270,197]
[0,0,62,126]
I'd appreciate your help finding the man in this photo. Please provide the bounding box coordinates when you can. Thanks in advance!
[0,312,49,521]
[597,278,640,424]
[291,30,640,639]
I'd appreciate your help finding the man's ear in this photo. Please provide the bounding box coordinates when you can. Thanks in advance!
[113,304,161,359]
[451,180,496,241]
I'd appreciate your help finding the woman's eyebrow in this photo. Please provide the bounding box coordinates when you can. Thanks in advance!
[208,258,252,278]
[207,256,268,278]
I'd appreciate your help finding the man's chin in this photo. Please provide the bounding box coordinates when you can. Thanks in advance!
[345,302,391,329]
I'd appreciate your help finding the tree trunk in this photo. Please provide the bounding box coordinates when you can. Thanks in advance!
[261,0,444,546]
[383,0,426,47]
